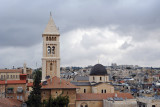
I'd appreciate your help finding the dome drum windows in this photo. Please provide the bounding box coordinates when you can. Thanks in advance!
[101,89,107,93]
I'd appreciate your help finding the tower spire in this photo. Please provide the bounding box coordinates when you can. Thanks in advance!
[50,11,52,17]
[43,12,59,35]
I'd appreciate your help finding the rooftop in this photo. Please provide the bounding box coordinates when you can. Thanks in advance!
[0,80,26,84]
[0,98,23,107]
[76,93,134,101]
[0,69,22,73]
[41,76,78,89]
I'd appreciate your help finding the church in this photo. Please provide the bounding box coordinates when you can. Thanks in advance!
[40,13,136,107]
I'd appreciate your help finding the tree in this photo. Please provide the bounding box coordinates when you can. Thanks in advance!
[26,70,42,107]
[43,95,69,107]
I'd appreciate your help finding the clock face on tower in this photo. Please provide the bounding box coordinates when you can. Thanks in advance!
[41,14,60,81]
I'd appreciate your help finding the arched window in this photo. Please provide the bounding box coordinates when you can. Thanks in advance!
[11,75,12,78]
[101,90,103,93]
[54,37,56,41]
[49,37,51,41]
[46,37,48,41]
[52,37,54,41]
[52,46,55,54]
[1,75,3,79]
[93,76,95,81]
[100,77,102,81]
[4,75,5,79]
[50,63,52,71]
[47,46,51,54]
[80,103,88,107]
[84,89,86,93]
[104,90,106,93]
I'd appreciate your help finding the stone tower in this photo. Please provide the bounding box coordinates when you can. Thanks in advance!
[42,13,60,81]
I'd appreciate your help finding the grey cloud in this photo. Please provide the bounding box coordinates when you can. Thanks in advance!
[120,41,133,50]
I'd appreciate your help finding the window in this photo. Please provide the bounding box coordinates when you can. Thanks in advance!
[20,96,22,100]
[11,75,12,78]
[47,46,51,54]
[52,46,55,54]
[7,75,9,79]
[101,90,103,93]
[16,75,17,78]
[4,75,5,79]
[93,77,95,80]
[46,37,48,41]
[84,89,86,93]
[49,37,51,41]
[1,75,3,79]
[13,75,15,78]
[50,63,52,71]
[67,91,68,94]
[104,90,106,93]
[100,77,102,81]
[43,91,45,95]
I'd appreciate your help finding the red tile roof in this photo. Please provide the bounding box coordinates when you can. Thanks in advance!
[76,93,134,101]
[0,98,22,107]
[0,69,22,73]
[20,74,27,75]
[27,83,33,87]
[7,80,26,84]
[0,80,26,84]
[0,81,5,85]
[41,76,78,89]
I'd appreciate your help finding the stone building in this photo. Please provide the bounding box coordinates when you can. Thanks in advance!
[41,13,60,82]
[0,69,22,80]
[41,76,78,107]
[71,64,114,94]
[40,13,135,107]
[76,93,135,107]
[0,80,27,101]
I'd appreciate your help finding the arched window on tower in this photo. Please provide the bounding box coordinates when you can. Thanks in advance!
[52,46,55,54]
[47,46,51,54]
[46,37,48,41]
[49,37,51,41]
[50,63,52,71]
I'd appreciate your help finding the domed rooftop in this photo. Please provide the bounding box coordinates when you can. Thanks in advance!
[90,64,108,76]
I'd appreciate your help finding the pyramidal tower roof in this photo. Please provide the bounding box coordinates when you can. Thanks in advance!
[43,12,60,35]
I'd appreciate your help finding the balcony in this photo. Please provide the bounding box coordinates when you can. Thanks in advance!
[17,87,23,93]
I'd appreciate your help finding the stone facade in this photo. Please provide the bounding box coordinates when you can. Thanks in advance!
[76,101,102,107]
[41,89,76,107]
[42,13,60,81]
[0,69,22,80]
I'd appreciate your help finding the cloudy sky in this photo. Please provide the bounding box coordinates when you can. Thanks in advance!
[0,0,160,69]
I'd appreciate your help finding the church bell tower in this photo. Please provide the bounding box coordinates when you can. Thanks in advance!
[42,13,60,81]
